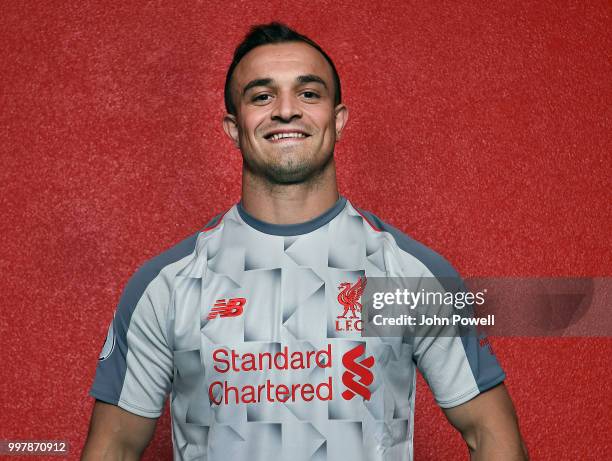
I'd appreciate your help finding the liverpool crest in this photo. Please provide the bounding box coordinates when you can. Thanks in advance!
[336,276,367,332]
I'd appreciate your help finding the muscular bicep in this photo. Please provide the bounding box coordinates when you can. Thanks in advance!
[442,383,528,459]
[81,401,158,460]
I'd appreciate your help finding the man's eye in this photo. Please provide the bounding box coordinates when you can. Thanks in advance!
[253,94,271,102]
[302,91,319,99]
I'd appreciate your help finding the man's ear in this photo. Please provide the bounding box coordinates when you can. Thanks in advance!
[334,104,349,140]
[222,114,240,148]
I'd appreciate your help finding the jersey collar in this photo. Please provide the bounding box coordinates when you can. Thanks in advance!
[236,196,347,236]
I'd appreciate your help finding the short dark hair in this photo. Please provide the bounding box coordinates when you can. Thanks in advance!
[224,22,342,115]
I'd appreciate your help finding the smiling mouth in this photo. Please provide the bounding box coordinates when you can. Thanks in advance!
[265,132,311,142]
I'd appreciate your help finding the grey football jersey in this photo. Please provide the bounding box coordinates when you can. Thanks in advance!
[90,196,505,461]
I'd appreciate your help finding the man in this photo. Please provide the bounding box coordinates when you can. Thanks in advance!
[82,22,527,460]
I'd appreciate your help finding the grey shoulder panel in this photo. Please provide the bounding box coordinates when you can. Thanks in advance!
[355,207,459,279]
[90,215,223,406]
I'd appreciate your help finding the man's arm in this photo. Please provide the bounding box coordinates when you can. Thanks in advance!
[81,401,157,461]
[442,383,528,460]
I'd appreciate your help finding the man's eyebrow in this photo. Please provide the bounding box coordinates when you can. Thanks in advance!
[296,74,327,89]
[243,78,273,96]
[242,74,328,96]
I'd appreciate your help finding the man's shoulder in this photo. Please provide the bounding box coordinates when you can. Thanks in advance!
[349,202,460,279]
[121,211,227,301]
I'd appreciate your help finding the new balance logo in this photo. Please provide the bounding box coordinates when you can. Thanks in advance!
[341,344,375,401]
[208,298,247,320]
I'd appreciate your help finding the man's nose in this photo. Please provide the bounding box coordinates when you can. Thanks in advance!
[271,92,302,122]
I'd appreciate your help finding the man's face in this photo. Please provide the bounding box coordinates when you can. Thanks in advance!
[224,42,347,184]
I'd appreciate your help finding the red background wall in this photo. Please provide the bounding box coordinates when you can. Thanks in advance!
[1,1,610,459]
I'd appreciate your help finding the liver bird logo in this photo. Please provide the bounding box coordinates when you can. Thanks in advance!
[337,276,367,319]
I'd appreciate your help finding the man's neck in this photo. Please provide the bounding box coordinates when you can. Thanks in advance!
[240,160,340,225]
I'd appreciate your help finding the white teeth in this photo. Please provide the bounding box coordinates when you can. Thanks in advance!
[269,132,306,140]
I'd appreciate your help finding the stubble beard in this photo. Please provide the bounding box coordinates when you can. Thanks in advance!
[243,146,334,186]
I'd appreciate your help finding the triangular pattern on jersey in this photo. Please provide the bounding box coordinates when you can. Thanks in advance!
[90,196,505,461]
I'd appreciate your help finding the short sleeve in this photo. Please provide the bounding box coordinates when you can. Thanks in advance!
[352,207,506,408]
[412,281,505,408]
[89,263,174,418]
